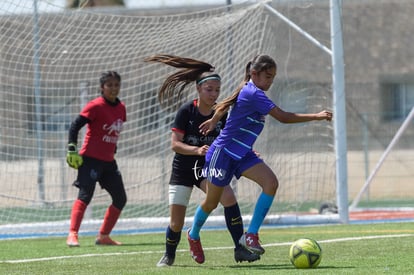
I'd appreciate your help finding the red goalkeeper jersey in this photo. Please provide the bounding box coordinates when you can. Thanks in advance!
[79,96,126,162]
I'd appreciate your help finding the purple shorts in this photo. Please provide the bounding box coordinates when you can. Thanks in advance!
[203,145,263,187]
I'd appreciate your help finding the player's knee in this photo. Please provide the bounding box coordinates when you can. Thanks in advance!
[170,220,184,232]
[202,200,219,213]
[113,194,127,210]
[263,176,278,196]
[77,193,93,205]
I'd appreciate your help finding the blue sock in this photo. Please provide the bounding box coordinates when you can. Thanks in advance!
[247,192,274,234]
[189,205,209,240]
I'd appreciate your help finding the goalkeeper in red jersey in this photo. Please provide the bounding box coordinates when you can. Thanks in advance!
[66,71,127,247]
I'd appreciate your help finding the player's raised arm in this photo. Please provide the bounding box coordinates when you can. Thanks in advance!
[269,106,332,123]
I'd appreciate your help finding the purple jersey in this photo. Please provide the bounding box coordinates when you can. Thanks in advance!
[213,81,276,160]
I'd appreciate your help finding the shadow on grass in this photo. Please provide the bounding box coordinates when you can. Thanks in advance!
[232,264,355,270]
[72,242,162,248]
[230,263,292,270]
[114,242,163,247]
[229,264,355,270]
[175,263,355,271]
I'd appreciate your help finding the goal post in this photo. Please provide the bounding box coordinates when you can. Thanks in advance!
[0,0,340,238]
[264,0,348,224]
[329,0,349,224]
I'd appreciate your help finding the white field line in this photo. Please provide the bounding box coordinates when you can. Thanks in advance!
[2,233,413,264]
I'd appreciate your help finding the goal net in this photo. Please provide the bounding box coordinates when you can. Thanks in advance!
[0,0,336,238]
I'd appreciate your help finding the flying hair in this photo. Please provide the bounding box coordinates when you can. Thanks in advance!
[144,54,219,108]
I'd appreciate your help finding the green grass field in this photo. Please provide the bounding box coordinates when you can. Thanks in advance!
[1,222,413,274]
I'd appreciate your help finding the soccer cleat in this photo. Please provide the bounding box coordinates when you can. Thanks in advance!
[156,254,175,267]
[187,229,205,264]
[239,232,265,255]
[66,231,80,247]
[95,235,122,245]
[234,246,261,263]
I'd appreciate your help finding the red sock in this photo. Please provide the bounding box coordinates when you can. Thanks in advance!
[69,199,87,233]
[99,205,121,235]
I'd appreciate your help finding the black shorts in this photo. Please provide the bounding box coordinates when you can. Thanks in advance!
[169,167,204,188]
[74,156,123,190]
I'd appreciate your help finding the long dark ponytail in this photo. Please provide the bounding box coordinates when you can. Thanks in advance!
[144,54,219,108]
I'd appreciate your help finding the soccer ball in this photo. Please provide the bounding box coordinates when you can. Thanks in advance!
[289,238,322,269]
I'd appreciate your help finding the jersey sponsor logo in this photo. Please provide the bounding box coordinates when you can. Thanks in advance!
[192,160,226,181]
[199,135,215,145]
[185,135,216,146]
[102,119,123,144]
[103,118,123,135]
[192,160,203,180]
[186,135,199,146]
[200,166,225,180]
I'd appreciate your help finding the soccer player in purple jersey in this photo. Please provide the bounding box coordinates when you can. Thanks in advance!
[145,55,259,266]
[187,54,333,262]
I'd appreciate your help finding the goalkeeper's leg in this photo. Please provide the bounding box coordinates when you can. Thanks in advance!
[67,174,96,247]
[67,199,87,247]
[96,204,122,245]
[96,169,127,245]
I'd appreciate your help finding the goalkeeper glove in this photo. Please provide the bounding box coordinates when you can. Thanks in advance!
[66,143,83,169]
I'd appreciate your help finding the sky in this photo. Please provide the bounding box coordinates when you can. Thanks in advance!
[1,0,244,14]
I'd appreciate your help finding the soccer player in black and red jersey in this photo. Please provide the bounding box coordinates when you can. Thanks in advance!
[145,55,259,267]
[66,71,127,247]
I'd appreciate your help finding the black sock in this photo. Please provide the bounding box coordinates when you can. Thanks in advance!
[224,203,244,249]
[165,225,181,257]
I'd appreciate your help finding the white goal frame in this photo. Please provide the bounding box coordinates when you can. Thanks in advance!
[265,0,348,223]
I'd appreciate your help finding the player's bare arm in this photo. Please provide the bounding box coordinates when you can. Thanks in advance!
[269,106,333,123]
